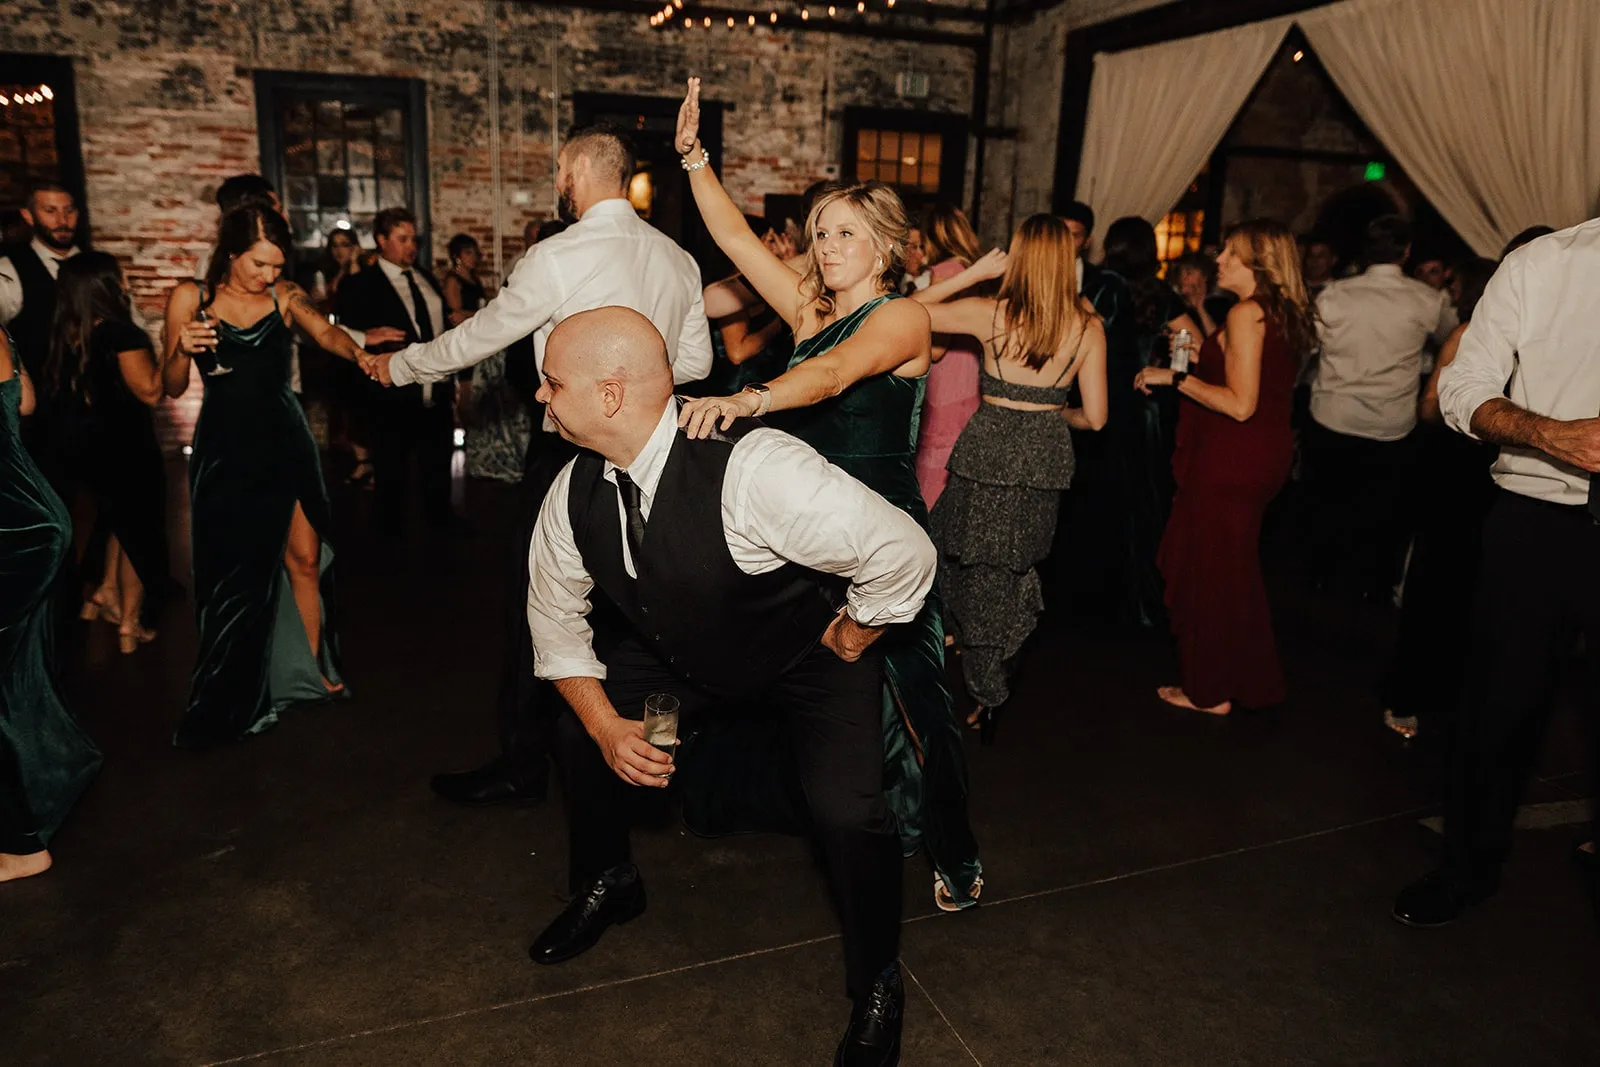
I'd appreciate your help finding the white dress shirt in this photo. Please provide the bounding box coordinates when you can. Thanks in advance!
[527,400,936,681]
[388,199,713,399]
[0,238,81,323]
[375,255,445,403]
[1438,218,1600,506]
[1311,263,1458,441]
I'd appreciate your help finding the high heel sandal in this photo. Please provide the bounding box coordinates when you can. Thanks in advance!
[934,874,984,913]
[118,624,156,655]
[81,590,123,625]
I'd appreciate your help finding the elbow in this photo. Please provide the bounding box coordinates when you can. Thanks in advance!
[134,382,164,407]
[1230,403,1258,423]
[1085,408,1108,431]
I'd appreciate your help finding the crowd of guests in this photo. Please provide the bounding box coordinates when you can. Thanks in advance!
[2,72,1596,1064]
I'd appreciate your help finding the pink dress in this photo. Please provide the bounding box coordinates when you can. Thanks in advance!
[915,258,982,508]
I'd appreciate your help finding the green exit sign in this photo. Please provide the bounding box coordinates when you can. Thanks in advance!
[1364,161,1387,181]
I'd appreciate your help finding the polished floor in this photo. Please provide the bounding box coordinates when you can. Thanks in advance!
[5,460,1596,1066]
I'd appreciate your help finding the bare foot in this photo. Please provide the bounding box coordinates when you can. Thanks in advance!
[1157,686,1232,716]
[81,588,123,625]
[0,849,52,882]
[322,676,345,695]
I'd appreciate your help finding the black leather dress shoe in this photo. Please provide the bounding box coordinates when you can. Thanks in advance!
[430,759,548,806]
[835,963,903,1067]
[1392,870,1498,928]
[529,865,647,965]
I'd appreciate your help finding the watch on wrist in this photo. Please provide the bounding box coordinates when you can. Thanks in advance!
[1172,370,1188,388]
[741,382,772,416]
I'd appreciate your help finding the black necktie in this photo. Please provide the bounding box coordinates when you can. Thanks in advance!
[403,270,434,341]
[614,470,647,561]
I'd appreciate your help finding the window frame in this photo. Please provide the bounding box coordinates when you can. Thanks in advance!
[253,70,431,266]
[0,52,88,230]
[839,106,968,211]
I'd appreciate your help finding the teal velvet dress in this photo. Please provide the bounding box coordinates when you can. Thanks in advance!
[773,294,983,906]
[1,361,101,854]
[174,290,346,749]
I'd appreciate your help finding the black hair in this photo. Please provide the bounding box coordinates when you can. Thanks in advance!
[447,232,480,261]
[535,219,569,244]
[44,250,132,402]
[1452,257,1498,323]
[1500,225,1555,261]
[373,206,418,240]
[1100,216,1170,335]
[1363,214,1412,265]
[216,173,277,214]
[1061,200,1095,236]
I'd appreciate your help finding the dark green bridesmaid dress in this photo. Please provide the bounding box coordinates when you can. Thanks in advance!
[174,288,346,749]
[1,348,101,854]
[773,293,984,906]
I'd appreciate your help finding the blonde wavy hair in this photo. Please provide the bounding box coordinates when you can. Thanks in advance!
[801,181,909,326]
[995,213,1087,371]
[1224,219,1318,358]
[923,204,983,267]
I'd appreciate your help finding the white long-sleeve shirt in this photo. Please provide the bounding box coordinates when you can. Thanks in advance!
[1438,217,1600,506]
[527,401,936,681]
[0,238,80,323]
[1312,264,1457,441]
[387,199,713,393]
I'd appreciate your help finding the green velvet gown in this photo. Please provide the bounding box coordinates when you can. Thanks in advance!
[173,292,346,749]
[773,294,983,906]
[0,362,101,854]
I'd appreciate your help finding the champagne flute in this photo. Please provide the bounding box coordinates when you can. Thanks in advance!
[643,693,681,767]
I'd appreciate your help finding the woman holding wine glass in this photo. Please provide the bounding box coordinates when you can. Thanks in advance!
[161,204,399,749]
[673,77,982,912]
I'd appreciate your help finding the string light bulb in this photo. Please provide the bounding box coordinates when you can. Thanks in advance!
[703,16,711,26]
[828,4,836,15]
[728,15,735,26]
[685,15,692,26]
[857,0,865,10]
[801,8,809,18]
[770,10,778,21]
[748,14,756,26]
[40,85,54,100]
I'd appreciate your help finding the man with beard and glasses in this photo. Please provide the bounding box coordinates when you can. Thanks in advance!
[364,123,712,808]
[0,183,84,384]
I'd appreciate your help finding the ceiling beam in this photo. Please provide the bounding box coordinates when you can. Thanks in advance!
[509,0,989,46]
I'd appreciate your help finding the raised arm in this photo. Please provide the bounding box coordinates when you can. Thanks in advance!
[0,329,34,415]
[922,296,997,341]
[279,281,369,365]
[160,281,212,399]
[678,297,931,438]
[912,248,1007,307]
[677,79,807,327]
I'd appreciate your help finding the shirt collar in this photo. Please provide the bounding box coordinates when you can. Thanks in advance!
[1365,263,1405,278]
[604,398,681,505]
[580,198,636,222]
[31,237,78,263]
[378,256,414,282]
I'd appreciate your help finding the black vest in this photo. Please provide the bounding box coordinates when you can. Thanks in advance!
[568,431,844,699]
[2,243,60,378]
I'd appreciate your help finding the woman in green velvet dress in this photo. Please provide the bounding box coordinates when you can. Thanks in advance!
[0,328,101,882]
[161,205,379,749]
[674,79,983,911]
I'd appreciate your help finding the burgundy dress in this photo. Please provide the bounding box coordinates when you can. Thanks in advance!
[1158,319,1296,708]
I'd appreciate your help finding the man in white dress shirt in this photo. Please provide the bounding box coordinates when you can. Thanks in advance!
[365,125,713,808]
[525,307,916,1067]
[1393,217,1600,928]
[1308,214,1457,598]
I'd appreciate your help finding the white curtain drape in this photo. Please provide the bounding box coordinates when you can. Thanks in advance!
[1302,0,1600,257]
[1073,17,1293,239]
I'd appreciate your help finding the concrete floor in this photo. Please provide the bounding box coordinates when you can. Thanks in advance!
[4,464,1596,1066]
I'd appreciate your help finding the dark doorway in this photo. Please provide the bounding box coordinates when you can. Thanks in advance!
[0,53,88,231]
[571,92,728,280]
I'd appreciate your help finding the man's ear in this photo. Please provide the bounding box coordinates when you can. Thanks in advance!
[601,378,624,418]
[19,208,35,228]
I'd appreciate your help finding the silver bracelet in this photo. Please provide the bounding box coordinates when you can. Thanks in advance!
[681,146,710,172]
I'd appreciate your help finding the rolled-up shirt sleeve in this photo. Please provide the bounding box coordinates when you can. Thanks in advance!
[391,248,557,387]
[673,274,714,386]
[527,460,607,681]
[1438,254,1522,439]
[723,429,935,627]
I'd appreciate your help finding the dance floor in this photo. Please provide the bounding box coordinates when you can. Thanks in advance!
[7,460,1597,1065]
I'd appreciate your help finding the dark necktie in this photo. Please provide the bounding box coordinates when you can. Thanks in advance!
[402,270,434,341]
[614,470,647,562]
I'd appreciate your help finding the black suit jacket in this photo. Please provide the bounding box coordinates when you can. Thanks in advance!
[335,263,454,410]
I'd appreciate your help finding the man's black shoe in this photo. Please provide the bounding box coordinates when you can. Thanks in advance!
[430,758,548,806]
[835,963,903,1067]
[529,865,647,965]
[1392,870,1498,928]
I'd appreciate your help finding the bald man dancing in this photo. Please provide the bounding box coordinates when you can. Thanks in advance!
[525,307,927,1066]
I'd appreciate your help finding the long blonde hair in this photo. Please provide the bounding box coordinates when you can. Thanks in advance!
[995,214,1085,371]
[801,182,908,326]
[1224,219,1317,358]
[923,204,983,267]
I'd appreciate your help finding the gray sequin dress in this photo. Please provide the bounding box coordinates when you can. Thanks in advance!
[931,365,1076,707]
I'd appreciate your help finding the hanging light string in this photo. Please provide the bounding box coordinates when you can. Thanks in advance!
[650,1,903,30]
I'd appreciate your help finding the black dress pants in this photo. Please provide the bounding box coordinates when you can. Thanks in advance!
[551,637,903,1000]
[374,382,455,530]
[1443,490,1600,880]
[489,427,579,786]
[1305,420,1417,595]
